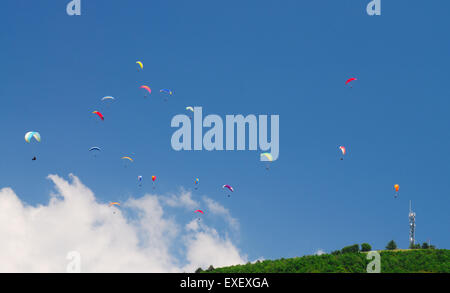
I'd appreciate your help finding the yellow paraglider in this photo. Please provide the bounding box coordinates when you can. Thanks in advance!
[136,61,144,70]
[121,156,134,162]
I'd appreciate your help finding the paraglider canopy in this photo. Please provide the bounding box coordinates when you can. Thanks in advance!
[92,111,104,121]
[195,210,204,214]
[152,176,156,182]
[89,147,101,152]
[160,89,173,95]
[25,131,41,143]
[136,61,144,70]
[121,156,134,162]
[260,153,273,162]
[140,85,151,95]
[345,77,357,85]
[223,185,234,192]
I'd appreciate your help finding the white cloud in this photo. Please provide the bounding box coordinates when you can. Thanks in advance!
[315,249,326,256]
[161,188,198,210]
[202,196,239,232]
[0,174,247,272]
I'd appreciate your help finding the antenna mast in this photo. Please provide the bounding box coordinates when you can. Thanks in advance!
[409,200,416,248]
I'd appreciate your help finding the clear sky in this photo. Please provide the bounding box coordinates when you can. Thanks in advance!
[0,0,449,267]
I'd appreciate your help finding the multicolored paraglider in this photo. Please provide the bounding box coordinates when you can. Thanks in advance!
[152,175,157,189]
[339,146,346,160]
[394,184,400,198]
[101,96,115,101]
[223,185,234,197]
[260,152,273,170]
[194,178,200,190]
[160,89,173,101]
[25,132,41,160]
[25,132,41,143]
[109,202,120,214]
[92,111,104,121]
[140,85,151,97]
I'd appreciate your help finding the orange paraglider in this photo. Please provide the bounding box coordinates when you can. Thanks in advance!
[394,184,400,198]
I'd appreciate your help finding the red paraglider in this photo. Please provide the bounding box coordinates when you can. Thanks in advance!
[345,78,357,87]
[92,111,104,121]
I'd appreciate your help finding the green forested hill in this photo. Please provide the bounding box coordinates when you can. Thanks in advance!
[201,249,450,273]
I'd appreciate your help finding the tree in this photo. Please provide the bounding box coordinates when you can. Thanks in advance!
[386,240,397,250]
[195,267,203,273]
[421,242,429,249]
[341,244,360,254]
[361,243,372,252]
[206,265,215,272]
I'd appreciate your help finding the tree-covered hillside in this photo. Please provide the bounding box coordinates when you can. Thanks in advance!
[200,249,450,273]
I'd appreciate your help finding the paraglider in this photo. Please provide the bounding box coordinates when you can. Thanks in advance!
[109,202,120,214]
[24,131,41,143]
[89,147,101,152]
[194,178,199,190]
[136,61,144,71]
[195,209,204,221]
[160,89,173,101]
[121,156,134,162]
[152,175,156,189]
[339,146,346,160]
[186,107,194,120]
[121,156,133,168]
[101,96,115,101]
[223,185,234,197]
[92,111,104,121]
[89,147,101,158]
[345,78,357,88]
[160,89,173,95]
[394,184,400,198]
[140,85,151,97]
[25,132,41,161]
[138,175,143,187]
[260,152,273,170]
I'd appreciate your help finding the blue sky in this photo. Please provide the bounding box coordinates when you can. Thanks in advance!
[0,0,449,265]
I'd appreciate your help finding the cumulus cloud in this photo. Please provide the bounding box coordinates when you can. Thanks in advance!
[203,196,239,232]
[0,174,247,272]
